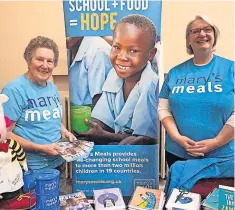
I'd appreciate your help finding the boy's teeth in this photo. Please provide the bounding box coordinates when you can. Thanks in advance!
[118,65,129,70]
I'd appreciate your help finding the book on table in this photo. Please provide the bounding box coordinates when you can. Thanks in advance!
[93,188,126,210]
[201,188,219,210]
[218,185,234,210]
[165,188,201,210]
[59,191,94,210]
[128,186,165,210]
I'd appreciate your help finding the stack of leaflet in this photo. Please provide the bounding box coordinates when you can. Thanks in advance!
[59,191,94,210]
[93,188,126,210]
[56,139,94,162]
[165,188,201,210]
[128,186,165,210]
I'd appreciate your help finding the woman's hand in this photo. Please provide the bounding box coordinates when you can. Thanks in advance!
[39,144,61,156]
[61,123,77,142]
[187,138,219,155]
[62,130,77,142]
[177,135,196,149]
[176,135,205,157]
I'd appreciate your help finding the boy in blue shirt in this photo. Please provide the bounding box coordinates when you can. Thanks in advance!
[75,14,159,145]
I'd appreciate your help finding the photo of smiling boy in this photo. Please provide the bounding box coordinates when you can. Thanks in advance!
[75,14,159,145]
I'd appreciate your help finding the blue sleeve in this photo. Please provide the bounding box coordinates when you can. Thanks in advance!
[91,92,115,130]
[88,49,112,98]
[132,81,159,138]
[159,71,171,99]
[1,87,24,122]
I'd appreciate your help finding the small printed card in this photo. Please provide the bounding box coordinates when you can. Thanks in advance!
[165,188,201,210]
[128,186,165,210]
[93,188,126,210]
[202,188,219,210]
[218,185,234,210]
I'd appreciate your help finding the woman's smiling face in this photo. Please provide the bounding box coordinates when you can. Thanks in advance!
[187,19,215,54]
[27,47,55,86]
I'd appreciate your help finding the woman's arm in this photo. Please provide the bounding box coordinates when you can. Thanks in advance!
[158,99,182,141]
[158,99,204,156]
[225,109,234,127]
[187,124,234,155]
[158,99,196,147]
[8,122,60,156]
[161,116,199,149]
[187,109,234,154]
[215,124,234,147]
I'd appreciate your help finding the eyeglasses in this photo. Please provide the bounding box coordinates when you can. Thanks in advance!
[189,26,214,36]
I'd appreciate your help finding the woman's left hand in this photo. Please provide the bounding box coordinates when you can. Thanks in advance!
[62,130,77,142]
[186,138,219,155]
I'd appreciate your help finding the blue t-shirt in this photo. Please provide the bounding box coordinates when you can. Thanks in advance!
[2,75,64,170]
[159,55,234,159]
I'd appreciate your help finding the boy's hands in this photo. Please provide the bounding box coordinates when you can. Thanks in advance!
[73,119,106,141]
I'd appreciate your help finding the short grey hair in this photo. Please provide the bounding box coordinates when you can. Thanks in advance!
[24,36,59,67]
[185,15,220,55]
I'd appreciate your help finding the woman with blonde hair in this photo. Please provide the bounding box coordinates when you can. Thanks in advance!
[158,15,234,195]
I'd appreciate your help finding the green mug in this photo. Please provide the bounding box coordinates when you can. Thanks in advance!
[71,106,91,132]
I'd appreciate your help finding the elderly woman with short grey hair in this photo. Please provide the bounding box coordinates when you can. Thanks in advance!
[2,36,76,171]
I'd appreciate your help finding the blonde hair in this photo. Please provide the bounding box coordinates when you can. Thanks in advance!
[185,15,220,55]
